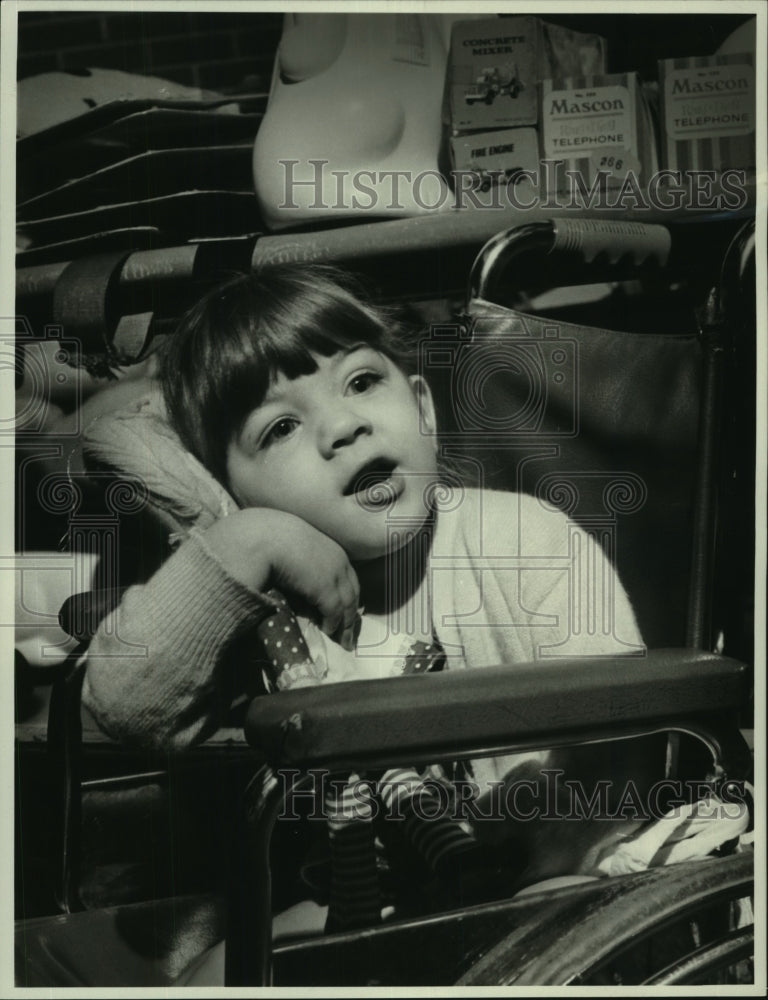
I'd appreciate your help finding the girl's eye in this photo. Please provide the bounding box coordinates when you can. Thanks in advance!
[348,371,382,394]
[263,418,298,445]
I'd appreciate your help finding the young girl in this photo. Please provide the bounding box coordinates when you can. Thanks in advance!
[81,264,646,925]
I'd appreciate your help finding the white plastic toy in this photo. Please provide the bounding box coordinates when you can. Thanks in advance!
[253,13,469,230]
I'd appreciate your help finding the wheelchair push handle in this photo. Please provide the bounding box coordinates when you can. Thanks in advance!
[468,219,672,305]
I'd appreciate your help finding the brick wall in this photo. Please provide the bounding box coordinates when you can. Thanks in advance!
[17,10,752,92]
[17,11,284,93]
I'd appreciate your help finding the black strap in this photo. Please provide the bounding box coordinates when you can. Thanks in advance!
[52,251,132,363]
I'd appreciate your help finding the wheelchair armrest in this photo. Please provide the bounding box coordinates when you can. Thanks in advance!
[244,648,748,772]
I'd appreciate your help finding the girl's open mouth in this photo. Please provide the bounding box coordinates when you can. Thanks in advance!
[344,459,404,508]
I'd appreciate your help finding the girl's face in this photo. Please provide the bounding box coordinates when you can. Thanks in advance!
[226,345,439,562]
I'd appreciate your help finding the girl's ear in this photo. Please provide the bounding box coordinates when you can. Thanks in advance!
[409,374,437,439]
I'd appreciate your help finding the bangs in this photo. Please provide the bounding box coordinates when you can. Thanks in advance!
[222,275,391,430]
[231,293,389,399]
[162,265,405,487]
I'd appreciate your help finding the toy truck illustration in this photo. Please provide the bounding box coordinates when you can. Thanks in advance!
[464,64,524,105]
[467,163,526,192]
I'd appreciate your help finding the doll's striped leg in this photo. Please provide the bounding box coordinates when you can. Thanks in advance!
[378,767,525,904]
[324,772,382,932]
[378,767,480,876]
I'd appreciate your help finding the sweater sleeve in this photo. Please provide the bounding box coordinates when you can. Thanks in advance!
[82,531,274,751]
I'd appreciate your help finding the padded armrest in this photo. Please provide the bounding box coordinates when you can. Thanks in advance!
[244,649,747,770]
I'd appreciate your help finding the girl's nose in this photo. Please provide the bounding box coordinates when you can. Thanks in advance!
[319,405,372,457]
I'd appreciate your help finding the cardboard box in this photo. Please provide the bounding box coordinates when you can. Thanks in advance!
[658,54,755,175]
[448,16,606,133]
[540,72,658,194]
[450,127,539,191]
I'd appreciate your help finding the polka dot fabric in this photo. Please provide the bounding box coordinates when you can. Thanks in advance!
[401,638,445,675]
[257,590,328,691]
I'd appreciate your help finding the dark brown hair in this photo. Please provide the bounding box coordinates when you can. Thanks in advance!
[161,265,414,487]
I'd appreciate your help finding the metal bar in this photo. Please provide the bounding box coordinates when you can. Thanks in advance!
[224,769,313,986]
[254,713,750,784]
[46,648,88,914]
[80,771,168,791]
[643,927,753,985]
[467,222,553,303]
[686,289,725,650]
[16,191,756,317]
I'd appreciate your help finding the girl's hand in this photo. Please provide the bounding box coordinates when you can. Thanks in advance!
[202,508,360,651]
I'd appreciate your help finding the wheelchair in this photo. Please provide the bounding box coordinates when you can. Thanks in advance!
[14,213,757,987]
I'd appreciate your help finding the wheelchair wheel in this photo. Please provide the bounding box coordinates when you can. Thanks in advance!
[458,853,753,986]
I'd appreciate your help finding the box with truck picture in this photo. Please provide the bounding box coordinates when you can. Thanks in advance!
[447,16,606,133]
[450,127,539,196]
